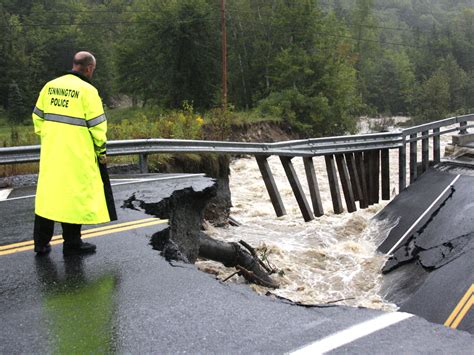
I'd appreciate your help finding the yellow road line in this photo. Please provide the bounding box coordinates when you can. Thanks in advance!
[0,219,167,256]
[0,217,160,251]
[450,295,473,329]
[444,284,474,329]
[80,220,166,239]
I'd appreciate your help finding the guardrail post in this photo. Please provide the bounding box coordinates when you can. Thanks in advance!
[139,153,149,173]
[381,149,390,200]
[325,154,344,214]
[374,150,380,204]
[255,155,286,217]
[399,136,407,191]
[422,130,429,172]
[410,133,418,183]
[459,120,468,134]
[345,153,363,205]
[364,151,372,205]
[355,152,369,209]
[280,156,314,222]
[335,154,357,213]
[367,150,378,205]
[433,128,441,163]
[303,157,324,217]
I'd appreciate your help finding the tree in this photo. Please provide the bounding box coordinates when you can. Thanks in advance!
[116,0,220,109]
[414,71,450,123]
[255,3,360,136]
[368,49,415,115]
[7,81,26,124]
[438,56,468,113]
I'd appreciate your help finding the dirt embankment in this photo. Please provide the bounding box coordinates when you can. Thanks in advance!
[208,121,300,143]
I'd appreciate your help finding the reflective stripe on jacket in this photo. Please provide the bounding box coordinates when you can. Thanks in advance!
[32,73,110,224]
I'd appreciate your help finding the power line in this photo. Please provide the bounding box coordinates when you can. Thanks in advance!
[1,6,435,34]
[0,20,443,51]
[0,15,217,28]
[313,30,436,50]
[5,9,157,14]
[0,14,450,51]
[226,8,432,34]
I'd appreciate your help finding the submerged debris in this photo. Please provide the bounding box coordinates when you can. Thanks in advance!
[199,233,279,289]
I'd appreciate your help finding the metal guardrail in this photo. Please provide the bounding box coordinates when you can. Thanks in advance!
[0,113,471,166]
[0,132,405,164]
[1,113,472,222]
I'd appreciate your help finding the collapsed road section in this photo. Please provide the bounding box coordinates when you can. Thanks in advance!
[376,165,474,334]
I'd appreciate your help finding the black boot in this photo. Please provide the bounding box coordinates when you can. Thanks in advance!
[63,241,96,256]
[33,215,54,256]
[34,243,52,255]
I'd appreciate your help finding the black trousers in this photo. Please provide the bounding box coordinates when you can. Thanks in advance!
[33,214,82,247]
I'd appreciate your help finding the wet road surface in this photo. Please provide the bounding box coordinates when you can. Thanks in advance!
[378,165,474,334]
[1,173,473,353]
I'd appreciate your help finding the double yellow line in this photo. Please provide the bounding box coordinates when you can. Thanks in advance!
[444,284,474,329]
[0,217,167,256]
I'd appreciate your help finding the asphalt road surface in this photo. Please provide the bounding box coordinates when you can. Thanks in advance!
[0,173,473,353]
[377,165,474,334]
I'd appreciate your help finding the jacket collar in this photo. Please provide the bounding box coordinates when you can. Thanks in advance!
[66,70,92,84]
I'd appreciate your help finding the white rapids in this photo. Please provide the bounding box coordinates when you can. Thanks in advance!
[197,121,457,311]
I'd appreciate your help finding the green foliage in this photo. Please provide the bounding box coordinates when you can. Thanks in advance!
[414,71,450,123]
[115,0,220,109]
[7,81,27,124]
[0,125,38,147]
[108,102,203,140]
[366,50,415,115]
[258,88,326,135]
[206,107,234,140]
[1,0,474,139]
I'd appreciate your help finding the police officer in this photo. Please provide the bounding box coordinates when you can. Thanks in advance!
[32,51,116,256]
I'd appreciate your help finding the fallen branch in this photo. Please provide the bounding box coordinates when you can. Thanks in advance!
[239,240,276,274]
[199,233,279,288]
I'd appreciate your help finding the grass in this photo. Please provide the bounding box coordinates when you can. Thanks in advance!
[104,106,163,124]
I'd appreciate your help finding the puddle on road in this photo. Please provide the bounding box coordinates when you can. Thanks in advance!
[35,256,118,353]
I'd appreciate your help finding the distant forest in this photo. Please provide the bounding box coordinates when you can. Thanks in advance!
[1,0,473,136]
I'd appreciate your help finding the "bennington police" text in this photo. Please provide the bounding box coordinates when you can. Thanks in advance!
[48,87,80,99]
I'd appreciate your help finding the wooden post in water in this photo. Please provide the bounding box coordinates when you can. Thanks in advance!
[345,153,362,202]
[303,157,324,217]
[325,155,344,214]
[355,152,369,209]
[433,128,441,163]
[410,133,418,184]
[374,150,380,204]
[364,151,373,205]
[399,136,407,192]
[422,130,429,172]
[280,156,314,222]
[335,154,357,212]
[366,151,376,204]
[381,149,390,200]
[255,155,286,217]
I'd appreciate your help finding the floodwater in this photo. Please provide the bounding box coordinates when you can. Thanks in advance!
[197,121,458,311]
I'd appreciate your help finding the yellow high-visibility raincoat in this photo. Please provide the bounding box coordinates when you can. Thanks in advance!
[32,72,110,224]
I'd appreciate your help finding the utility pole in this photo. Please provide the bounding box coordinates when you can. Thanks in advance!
[221,0,227,111]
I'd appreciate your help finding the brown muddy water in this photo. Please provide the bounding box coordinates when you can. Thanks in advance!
[197,123,457,311]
